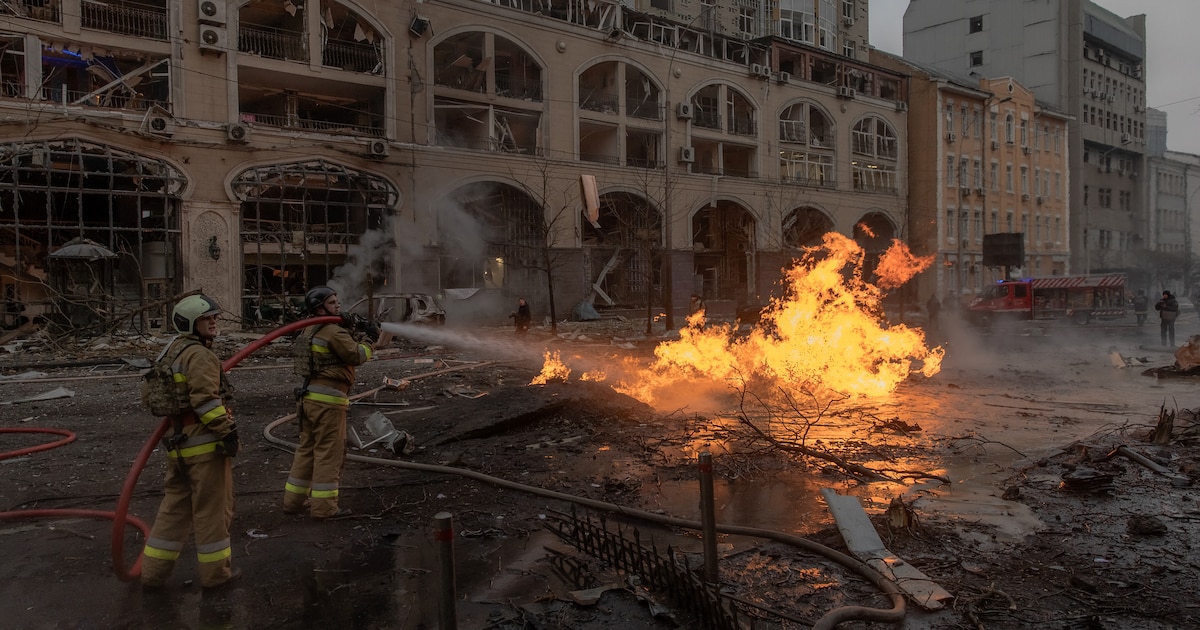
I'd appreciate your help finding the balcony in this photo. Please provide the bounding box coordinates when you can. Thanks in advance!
[626,97,662,121]
[322,38,382,74]
[4,0,59,22]
[580,90,619,114]
[241,112,382,137]
[81,0,168,40]
[693,110,721,130]
[432,132,543,155]
[730,114,756,136]
[41,85,168,111]
[239,24,307,62]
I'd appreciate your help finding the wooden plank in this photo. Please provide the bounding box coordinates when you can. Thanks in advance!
[820,488,953,611]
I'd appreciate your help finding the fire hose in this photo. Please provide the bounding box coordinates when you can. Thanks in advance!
[0,315,343,582]
[1,315,905,627]
[263,392,907,629]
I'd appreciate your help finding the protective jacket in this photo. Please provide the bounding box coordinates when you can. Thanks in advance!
[141,334,238,589]
[284,323,372,518]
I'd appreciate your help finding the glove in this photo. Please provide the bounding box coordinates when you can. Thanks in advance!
[362,321,381,343]
[340,313,357,329]
[218,430,240,458]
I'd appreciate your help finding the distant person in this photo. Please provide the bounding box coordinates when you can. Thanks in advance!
[510,297,531,335]
[1131,290,1149,327]
[926,294,941,330]
[689,293,706,316]
[1155,290,1180,347]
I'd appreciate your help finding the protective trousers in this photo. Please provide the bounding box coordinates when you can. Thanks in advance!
[141,454,235,588]
[283,398,347,518]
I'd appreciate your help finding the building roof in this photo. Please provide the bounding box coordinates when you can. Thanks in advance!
[1083,0,1145,61]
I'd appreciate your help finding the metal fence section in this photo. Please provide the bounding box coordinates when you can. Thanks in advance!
[546,507,806,629]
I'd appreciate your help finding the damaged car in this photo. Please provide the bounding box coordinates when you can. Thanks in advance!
[346,293,447,326]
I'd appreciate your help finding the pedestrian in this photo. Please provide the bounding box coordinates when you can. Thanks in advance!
[140,294,241,591]
[1131,289,1149,326]
[926,294,942,330]
[1155,290,1180,347]
[510,297,531,335]
[283,286,375,519]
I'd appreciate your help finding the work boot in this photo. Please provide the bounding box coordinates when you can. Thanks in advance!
[311,508,352,521]
[203,567,242,592]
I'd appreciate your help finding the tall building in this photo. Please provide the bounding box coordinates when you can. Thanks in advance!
[0,0,908,334]
[872,51,1071,305]
[903,0,1147,283]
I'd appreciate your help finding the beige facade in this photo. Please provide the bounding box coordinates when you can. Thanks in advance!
[873,53,1070,306]
[0,0,908,333]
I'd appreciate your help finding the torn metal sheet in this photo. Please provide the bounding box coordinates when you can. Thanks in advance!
[0,371,50,381]
[2,387,76,406]
[820,487,953,611]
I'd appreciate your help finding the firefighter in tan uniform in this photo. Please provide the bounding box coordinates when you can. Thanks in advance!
[283,286,374,519]
[141,294,240,590]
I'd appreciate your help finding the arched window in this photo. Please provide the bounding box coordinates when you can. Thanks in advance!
[779,101,835,186]
[850,116,898,192]
[1004,113,1015,144]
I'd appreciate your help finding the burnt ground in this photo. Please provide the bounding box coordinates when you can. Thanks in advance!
[1,315,1200,629]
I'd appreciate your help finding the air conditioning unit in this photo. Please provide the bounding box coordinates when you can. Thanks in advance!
[975,187,986,197]
[895,101,908,112]
[366,139,389,157]
[146,114,174,136]
[946,132,956,143]
[226,123,249,142]
[777,71,791,85]
[1133,105,1143,113]
[1021,193,1030,201]
[750,63,764,77]
[1036,196,1045,205]
[843,17,855,26]
[1121,133,1130,144]
[1022,146,1030,155]
[197,0,225,25]
[960,186,971,197]
[837,86,856,99]
[676,102,693,120]
[991,140,1000,149]
[679,146,695,163]
[199,25,227,54]
[759,65,772,79]
[1107,94,1114,102]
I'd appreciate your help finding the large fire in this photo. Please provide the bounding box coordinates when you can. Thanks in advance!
[527,233,942,412]
[613,233,942,409]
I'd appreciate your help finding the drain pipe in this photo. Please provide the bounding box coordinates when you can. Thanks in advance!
[263,399,906,628]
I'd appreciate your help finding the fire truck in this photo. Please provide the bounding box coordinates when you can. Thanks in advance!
[966,274,1127,328]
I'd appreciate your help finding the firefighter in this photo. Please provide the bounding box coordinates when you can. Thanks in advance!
[141,294,240,591]
[283,286,375,519]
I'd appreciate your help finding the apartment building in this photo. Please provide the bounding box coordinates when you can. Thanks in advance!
[903,0,1147,283]
[0,0,907,333]
[872,52,1070,305]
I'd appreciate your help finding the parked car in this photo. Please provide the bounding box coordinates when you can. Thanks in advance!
[346,293,446,326]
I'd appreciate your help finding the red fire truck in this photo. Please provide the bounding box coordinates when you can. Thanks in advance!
[966,274,1127,328]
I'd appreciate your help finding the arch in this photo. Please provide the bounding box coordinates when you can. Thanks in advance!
[778,99,836,186]
[849,115,899,193]
[687,81,761,136]
[692,199,758,301]
[581,190,662,307]
[233,159,399,322]
[783,206,836,250]
[435,180,546,295]
[0,138,189,333]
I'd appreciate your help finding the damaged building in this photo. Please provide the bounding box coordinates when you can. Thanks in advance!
[0,0,907,333]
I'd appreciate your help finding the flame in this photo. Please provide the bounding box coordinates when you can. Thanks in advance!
[613,233,942,409]
[874,239,935,290]
[530,350,571,385]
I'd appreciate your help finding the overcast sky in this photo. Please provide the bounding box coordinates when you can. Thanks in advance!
[869,0,1200,156]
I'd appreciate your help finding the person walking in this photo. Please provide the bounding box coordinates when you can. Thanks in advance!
[926,294,942,331]
[1132,290,1149,326]
[140,294,240,591]
[283,286,374,519]
[510,297,532,335]
[1155,290,1180,347]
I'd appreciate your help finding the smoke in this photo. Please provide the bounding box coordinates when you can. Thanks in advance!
[329,216,394,304]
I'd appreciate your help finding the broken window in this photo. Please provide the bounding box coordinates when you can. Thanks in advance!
[38,47,170,111]
[239,81,385,136]
[239,0,309,62]
[0,139,186,335]
[692,203,755,301]
[320,1,384,74]
[1,36,25,98]
[850,116,898,193]
[2,0,61,22]
[581,192,661,307]
[783,207,835,250]
[438,182,544,293]
[233,160,397,324]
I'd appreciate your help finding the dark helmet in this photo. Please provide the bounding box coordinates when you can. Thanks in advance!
[305,286,337,314]
[172,294,221,335]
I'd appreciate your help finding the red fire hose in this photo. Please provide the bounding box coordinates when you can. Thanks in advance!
[0,316,342,582]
